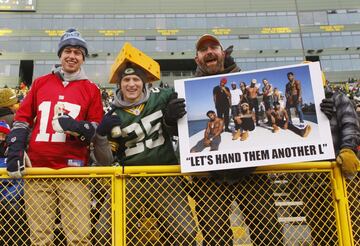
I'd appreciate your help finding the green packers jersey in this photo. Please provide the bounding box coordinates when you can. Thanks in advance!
[113,87,178,165]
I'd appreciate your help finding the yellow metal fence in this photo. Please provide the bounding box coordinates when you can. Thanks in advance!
[0,162,358,245]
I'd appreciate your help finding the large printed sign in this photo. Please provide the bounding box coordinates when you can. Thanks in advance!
[175,62,335,173]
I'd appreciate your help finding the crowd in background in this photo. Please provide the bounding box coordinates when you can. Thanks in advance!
[326,81,360,116]
[2,79,359,118]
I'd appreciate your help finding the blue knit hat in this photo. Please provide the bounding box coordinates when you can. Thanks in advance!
[57,28,88,58]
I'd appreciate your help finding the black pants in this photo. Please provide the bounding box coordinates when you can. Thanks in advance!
[192,177,233,245]
[231,105,239,119]
[192,175,284,246]
[249,98,259,124]
[296,173,338,244]
[216,105,230,130]
[276,120,307,137]
[232,175,284,246]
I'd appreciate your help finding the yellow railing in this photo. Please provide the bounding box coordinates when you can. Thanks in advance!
[0,162,358,245]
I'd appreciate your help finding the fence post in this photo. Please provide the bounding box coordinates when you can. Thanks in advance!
[114,167,125,246]
[332,161,353,246]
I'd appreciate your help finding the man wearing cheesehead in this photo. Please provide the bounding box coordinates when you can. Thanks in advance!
[94,43,197,245]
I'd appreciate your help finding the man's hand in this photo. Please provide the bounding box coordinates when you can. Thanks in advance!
[224,45,237,69]
[336,148,359,177]
[164,92,186,126]
[6,128,29,178]
[320,98,334,120]
[52,114,95,144]
[7,150,25,179]
[97,109,122,137]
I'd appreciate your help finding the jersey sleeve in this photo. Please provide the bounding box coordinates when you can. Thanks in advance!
[14,79,38,127]
[86,84,104,124]
[151,87,174,104]
[162,87,175,101]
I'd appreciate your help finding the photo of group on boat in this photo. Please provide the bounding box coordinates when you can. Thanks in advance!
[175,63,335,173]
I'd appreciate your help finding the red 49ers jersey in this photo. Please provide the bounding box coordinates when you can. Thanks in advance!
[15,73,103,169]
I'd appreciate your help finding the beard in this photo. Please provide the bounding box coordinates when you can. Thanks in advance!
[198,54,224,75]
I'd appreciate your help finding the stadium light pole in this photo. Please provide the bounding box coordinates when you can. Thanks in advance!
[294,0,306,60]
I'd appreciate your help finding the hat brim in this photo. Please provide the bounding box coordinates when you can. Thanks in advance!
[119,65,147,84]
[196,34,222,51]
[57,39,88,57]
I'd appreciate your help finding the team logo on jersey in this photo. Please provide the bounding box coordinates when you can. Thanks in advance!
[124,68,135,75]
[124,104,144,116]
[84,123,90,129]
[54,102,66,116]
[10,136,16,143]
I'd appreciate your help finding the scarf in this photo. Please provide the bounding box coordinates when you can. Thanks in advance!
[113,86,150,109]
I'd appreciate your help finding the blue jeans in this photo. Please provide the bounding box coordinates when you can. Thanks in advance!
[286,102,304,124]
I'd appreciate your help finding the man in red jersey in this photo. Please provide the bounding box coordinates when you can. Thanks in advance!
[6,28,103,245]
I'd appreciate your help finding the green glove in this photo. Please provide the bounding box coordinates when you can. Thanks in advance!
[336,148,360,176]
